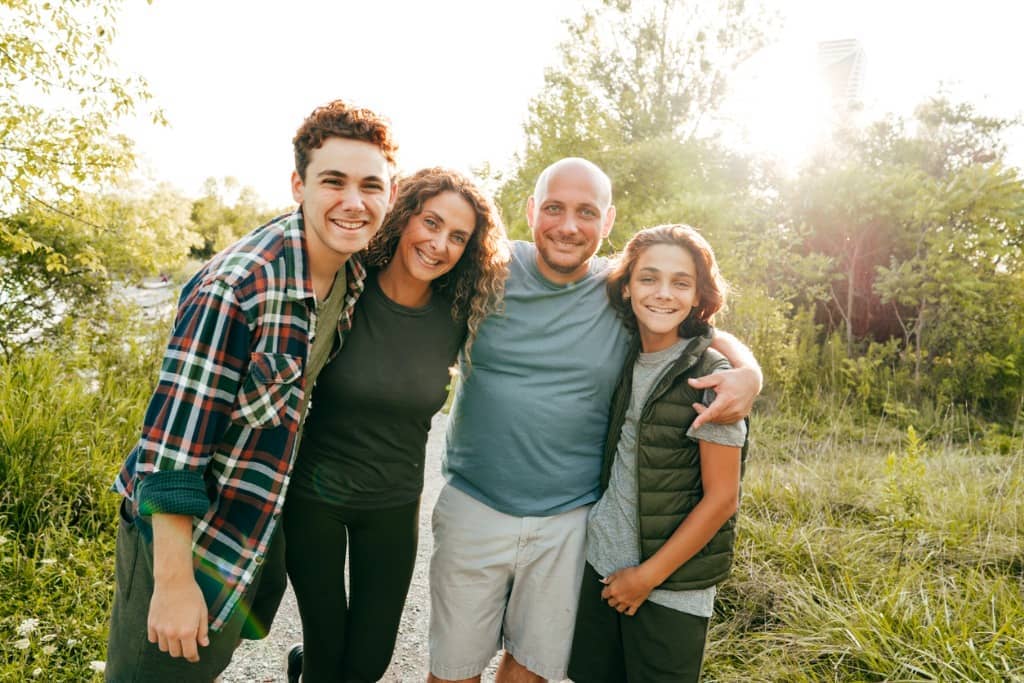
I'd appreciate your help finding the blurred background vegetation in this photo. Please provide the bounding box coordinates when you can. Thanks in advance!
[1,0,1021,679]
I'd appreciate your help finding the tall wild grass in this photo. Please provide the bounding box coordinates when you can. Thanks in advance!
[1,305,165,680]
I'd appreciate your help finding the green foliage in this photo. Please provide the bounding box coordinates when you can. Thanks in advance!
[0,0,162,251]
[493,0,772,245]
[0,303,167,681]
[706,413,1024,681]
[189,177,282,259]
[0,185,200,358]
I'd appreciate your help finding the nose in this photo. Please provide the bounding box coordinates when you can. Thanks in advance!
[339,185,365,211]
[656,280,673,298]
[427,231,446,254]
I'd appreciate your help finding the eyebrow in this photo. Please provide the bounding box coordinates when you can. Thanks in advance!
[637,267,695,277]
[423,210,446,225]
[316,170,387,184]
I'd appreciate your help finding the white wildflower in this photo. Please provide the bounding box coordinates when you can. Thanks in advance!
[42,645,56,655]
[40,634,57,643]
[66,638,78,647]
[39,558,57,566]
[32,668,42,677]
[89,661,106,673]
[13,638,30,650]
[16,618,39,636]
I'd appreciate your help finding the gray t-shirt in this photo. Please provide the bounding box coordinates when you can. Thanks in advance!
[586,337,747,617]
[443,241,632,516]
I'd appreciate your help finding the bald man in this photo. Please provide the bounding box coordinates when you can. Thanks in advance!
[427,158,760,683]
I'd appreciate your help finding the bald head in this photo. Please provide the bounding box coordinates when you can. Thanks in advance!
[526,157,617,285]
[532,158,613,211]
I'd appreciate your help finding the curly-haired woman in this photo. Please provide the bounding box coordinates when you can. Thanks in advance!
[282,167,508,682]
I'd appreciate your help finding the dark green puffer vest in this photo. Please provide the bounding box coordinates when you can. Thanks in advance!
[599,330,749,591]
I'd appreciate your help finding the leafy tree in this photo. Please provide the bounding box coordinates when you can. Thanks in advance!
[189,177,281,259]
[493,0,773,241]
[0,185,201,358]
[1,0,160,294]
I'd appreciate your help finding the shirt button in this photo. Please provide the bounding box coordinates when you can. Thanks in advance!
[254,554,264,565]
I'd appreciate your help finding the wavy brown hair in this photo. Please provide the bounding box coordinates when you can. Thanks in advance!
[606,224,728,338]
[364,167,509,359]
[292,100,398,180]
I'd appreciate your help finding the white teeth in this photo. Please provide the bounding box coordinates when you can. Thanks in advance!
[646,306,677,313]
[331,219,364,230]
[415,248,441,266]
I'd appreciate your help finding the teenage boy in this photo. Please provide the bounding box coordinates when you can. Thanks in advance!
[105,100,398,682]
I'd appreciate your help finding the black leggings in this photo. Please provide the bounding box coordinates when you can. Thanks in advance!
[283,495,419,682]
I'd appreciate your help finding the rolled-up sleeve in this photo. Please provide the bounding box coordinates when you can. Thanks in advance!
[134,277,251,517]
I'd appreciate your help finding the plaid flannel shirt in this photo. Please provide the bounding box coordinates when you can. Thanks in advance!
[113,209,366,631]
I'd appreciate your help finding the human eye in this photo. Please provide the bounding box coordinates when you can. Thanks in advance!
[542,204,562,215]
[452,233,468,245]
[580,207,598,219]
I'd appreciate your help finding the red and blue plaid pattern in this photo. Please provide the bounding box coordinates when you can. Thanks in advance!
[114,209,366,630]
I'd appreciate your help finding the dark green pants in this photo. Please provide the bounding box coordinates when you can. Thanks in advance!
[568,563,709,683]
[104,502,287,682]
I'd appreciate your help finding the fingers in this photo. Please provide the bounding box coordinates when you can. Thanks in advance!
[605,598,638,616]
[148,621,204,662]
[690,401,716,429]
[198,607,210,648]
[180,632,200,663]
[688,375,720,389]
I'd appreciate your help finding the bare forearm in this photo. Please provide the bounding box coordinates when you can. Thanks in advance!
[151,513,195,584]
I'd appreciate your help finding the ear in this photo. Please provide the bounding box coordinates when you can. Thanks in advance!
[290,170,304,204]
[386,177,398,211]
[601,204,616,238]
[622,282,631,300]
[525,196,536,228]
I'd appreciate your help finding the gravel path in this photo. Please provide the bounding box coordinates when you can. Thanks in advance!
[221,412,506,682]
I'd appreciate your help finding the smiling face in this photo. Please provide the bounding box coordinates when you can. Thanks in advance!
[526,161,615,285]
[389,191,477,285]
[624,243,701,353]
[291,136,396,274]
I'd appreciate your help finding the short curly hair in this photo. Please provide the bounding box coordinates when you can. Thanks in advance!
[606,224,727,338]
[364,168,509,360]
[292,100,398,180]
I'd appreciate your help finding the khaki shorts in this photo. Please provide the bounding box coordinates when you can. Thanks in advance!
[428,484,590,681]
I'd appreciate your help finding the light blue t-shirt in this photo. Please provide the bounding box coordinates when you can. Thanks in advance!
[443,241,631,516]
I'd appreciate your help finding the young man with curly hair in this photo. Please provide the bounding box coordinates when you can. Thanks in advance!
[105,100,397,682]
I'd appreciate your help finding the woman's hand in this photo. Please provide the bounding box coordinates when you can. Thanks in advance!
[600,565,657,616]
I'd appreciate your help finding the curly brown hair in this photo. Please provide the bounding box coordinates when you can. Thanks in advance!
[364,167,509,359]
[606,224,728,338]
[292,100,398,180]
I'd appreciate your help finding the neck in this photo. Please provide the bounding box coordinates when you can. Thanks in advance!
[307,252,348,302]
[535,256,590,286]
[378,261,432,307]
[639,330,682,354]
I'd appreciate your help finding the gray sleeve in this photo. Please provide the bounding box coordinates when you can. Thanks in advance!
[684,373,747,448]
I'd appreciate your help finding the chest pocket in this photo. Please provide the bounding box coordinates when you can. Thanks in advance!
[230,352,304,429]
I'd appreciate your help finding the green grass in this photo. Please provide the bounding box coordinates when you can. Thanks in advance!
[705,411,1024,682]
[1,312,163,681]
[1,319,1022,680]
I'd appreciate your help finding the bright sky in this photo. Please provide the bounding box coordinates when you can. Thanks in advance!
[114,0,1024,208]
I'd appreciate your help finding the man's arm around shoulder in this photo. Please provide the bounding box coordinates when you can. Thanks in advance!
[691,329,763,429]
